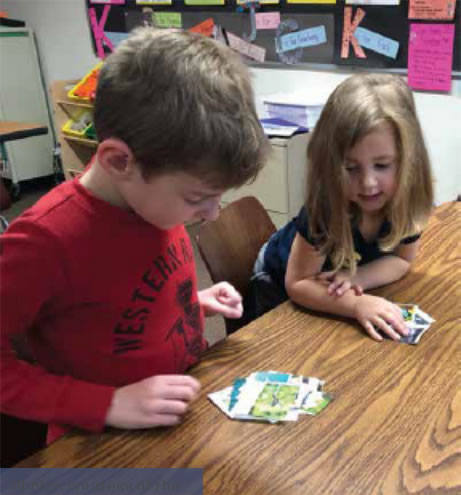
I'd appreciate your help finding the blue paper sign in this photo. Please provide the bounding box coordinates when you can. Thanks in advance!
[278,26,327,53]
[105,31,129,48]
[355,27,399,59]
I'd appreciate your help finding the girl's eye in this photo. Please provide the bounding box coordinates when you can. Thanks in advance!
[345,166,358,173]
[185,198,203,206]
[375,163,391,170]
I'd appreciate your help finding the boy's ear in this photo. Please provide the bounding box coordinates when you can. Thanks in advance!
[96,139,137,179]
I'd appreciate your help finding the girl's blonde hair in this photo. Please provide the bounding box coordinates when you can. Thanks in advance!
[306,73,433,273]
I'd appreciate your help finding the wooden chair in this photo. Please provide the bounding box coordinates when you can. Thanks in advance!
[196,196,276,334]
[0,413,47,467]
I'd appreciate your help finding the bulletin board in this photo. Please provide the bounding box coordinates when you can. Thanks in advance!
[85,0,461,89]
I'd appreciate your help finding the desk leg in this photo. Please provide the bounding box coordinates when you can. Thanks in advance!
[0,141,20,200]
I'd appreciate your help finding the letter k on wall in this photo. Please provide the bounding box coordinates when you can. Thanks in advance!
[341,7,366,59]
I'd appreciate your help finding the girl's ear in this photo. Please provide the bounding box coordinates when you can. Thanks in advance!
[96,139,137,180]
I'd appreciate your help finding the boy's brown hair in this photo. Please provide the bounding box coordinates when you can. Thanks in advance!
[93,28,269,188]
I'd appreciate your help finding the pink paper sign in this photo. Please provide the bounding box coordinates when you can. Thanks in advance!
[408,23,455,92]
[226,32,266,62]
[409,0,456,20]
[255,12,281,30]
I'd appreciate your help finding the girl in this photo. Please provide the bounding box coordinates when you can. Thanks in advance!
[252,73,433,341]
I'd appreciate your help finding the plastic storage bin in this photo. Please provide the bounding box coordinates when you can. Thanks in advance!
[67,62,103,103]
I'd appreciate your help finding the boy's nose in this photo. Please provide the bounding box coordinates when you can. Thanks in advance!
[199,199,221,222]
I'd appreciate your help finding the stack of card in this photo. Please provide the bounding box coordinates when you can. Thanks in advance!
[208,371,333,423]
[397,304,435,344]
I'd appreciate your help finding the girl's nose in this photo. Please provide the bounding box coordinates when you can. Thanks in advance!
[361,172,378,189]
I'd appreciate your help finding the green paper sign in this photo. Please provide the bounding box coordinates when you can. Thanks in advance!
[153,12,182,28]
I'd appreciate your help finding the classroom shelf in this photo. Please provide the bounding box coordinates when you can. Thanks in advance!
[51,80,96,180]
[63,135,98,148]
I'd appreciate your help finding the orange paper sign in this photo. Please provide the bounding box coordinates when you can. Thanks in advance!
[189,18,215,37]
[409,0,456,20]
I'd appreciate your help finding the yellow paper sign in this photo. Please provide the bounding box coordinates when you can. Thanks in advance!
[287,0,335,4]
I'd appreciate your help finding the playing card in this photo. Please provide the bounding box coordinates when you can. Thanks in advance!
[299,390,334,416]
[397,304,418,324]
[412,308,435,328]
[208,371,332,422]
[377,304,435,345]
[208,387,234,418]
[249,383,300,422]
[399,325,430,345]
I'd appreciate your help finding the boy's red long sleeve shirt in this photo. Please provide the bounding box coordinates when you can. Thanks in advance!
[0,179,206,442]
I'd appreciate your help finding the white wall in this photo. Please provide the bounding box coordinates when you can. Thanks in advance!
[252,68,461,205]
[2,0,460,203]
[0,0,98,86]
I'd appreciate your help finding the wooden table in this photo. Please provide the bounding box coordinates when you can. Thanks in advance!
[0,121,48,143]
[0,121,49,199]
[17,203,461,495]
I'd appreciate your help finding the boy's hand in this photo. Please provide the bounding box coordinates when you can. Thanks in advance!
[105,375,200,429]
[354,295,408,342]
[317,270,363,297]
[199,282,243,319]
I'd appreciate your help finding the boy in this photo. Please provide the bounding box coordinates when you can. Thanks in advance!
[0,28,269,443]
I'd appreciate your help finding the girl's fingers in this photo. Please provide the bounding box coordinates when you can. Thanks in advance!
[385,312,408,336]
[335,281,350,296]
[362,321,383,341]
[374,316,401,341]
[353,285,363,296]
[327,280,340,295]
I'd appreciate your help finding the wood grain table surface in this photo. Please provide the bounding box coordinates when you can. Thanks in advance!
[17,202,461,495]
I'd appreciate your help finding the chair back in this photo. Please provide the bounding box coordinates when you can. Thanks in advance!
[196,197,276,332]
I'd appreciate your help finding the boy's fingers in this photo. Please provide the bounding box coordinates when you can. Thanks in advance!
[150,414,183,427]
[150,399,189,416]
[220,303,243,319]
[161,385,200,401]
[217,293,241,306]
[160,375,201,392]
[217,282,242,301]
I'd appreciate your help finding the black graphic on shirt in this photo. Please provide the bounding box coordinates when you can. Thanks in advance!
[165,278,203,371]
[113,236,195,355]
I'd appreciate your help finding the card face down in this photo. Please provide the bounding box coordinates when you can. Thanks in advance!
[379,304,435,345]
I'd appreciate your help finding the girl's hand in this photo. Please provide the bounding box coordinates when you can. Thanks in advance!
[317,270,363,297]
[354,295,409,342]
[199,282,243,319]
